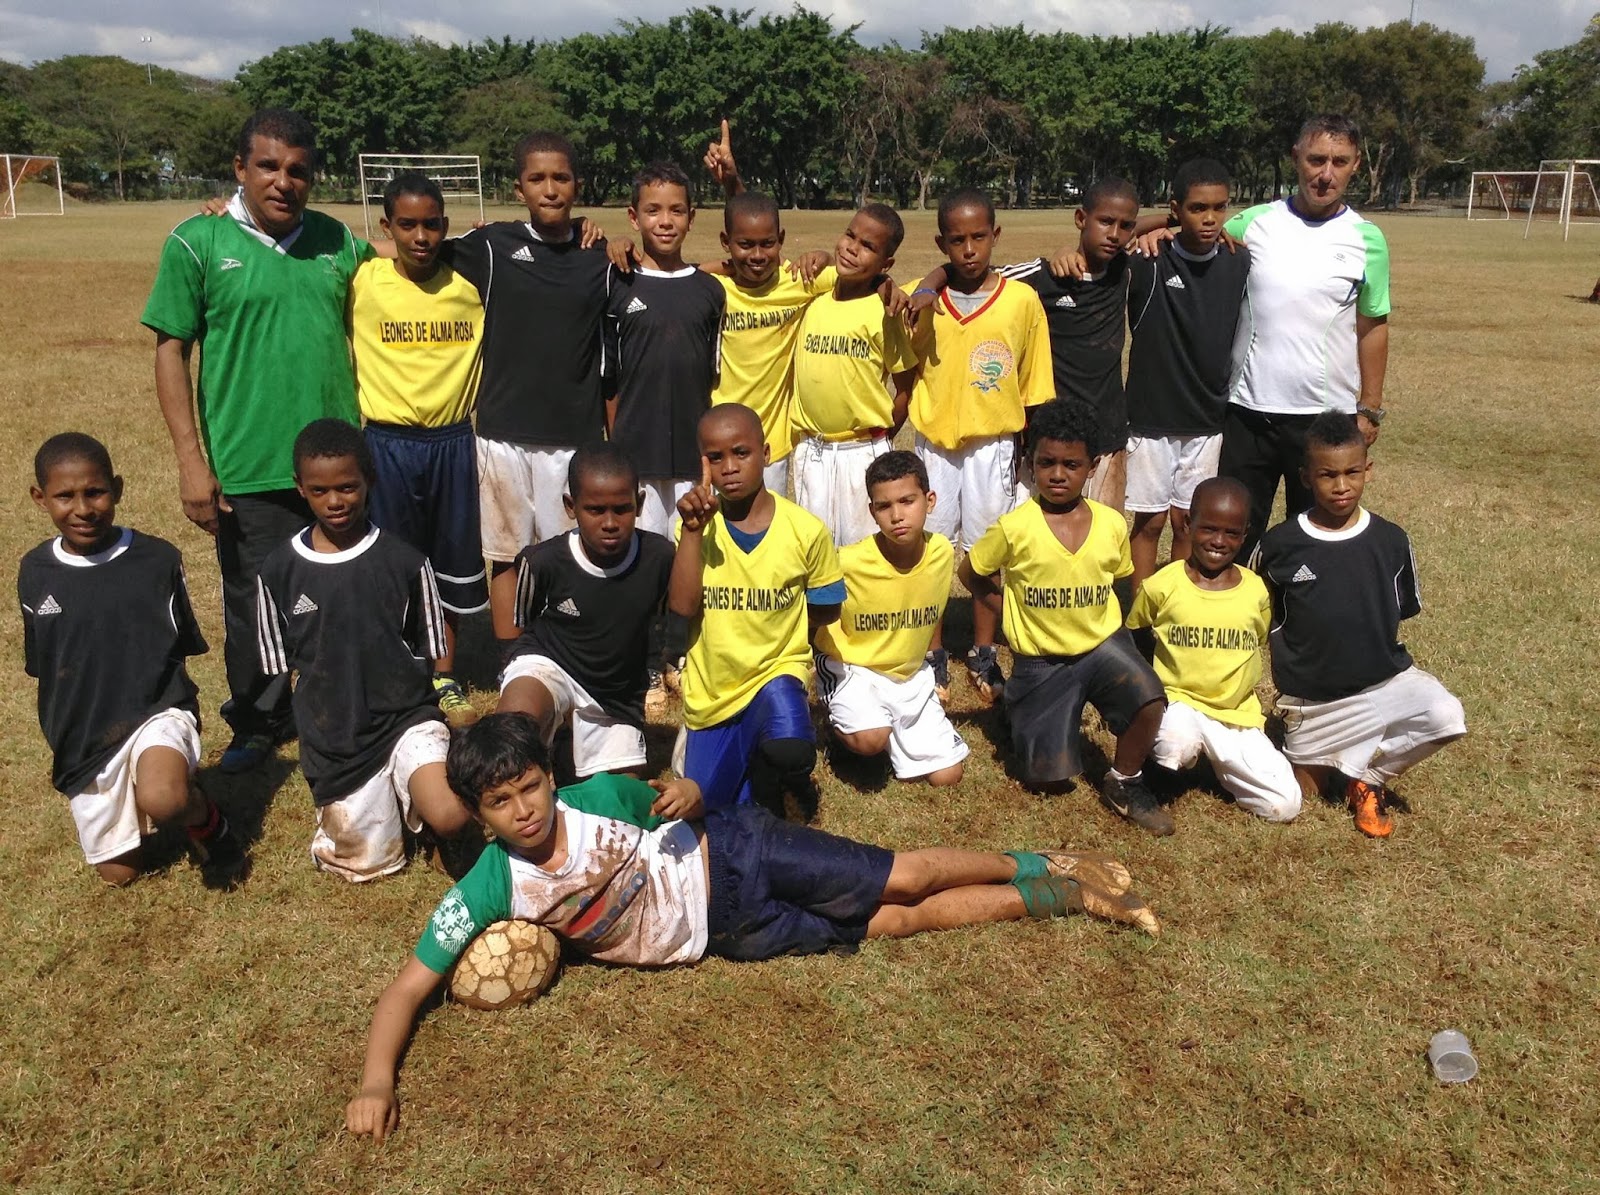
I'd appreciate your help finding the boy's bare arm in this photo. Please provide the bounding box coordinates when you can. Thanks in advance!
[155,334,229,536]
[889,369,916,435]
[704,119,744,197]
[668,461,718,617]
[906,265,950,319]
[958,558,1003,612]
[807,602,842,638]
[345,956,446,1143]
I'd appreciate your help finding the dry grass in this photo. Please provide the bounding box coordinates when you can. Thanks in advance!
[1,198,1597,1192]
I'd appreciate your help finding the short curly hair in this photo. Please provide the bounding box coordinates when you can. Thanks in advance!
[1025,398,1102,460]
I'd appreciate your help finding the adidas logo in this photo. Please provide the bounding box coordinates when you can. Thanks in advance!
[1165,275,1186,289]
[220,257,243,271]
[292,593,319,615]
[556,597,580,617]
[36,594,62,616]
[625,296,649,314]
[512,245,536,262]
[1054,295,1076,308]
[1290,564,1317,583]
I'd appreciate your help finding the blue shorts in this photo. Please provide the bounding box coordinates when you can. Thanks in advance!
[703,804,893,961]
[683,675,812,812]
[364,421,489,614]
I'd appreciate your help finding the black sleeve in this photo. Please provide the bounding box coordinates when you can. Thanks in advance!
[255,570,290,676]
[443,228,491,292]
[602,273,623,392]
[513,549,548,629]
[170,559,209,658]
[18,564,37,679]
[1396,531,1422,621]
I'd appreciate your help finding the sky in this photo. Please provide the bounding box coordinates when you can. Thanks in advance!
[0,0,1590,83]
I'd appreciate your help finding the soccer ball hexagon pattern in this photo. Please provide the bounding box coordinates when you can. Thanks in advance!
[448,920,562,1010]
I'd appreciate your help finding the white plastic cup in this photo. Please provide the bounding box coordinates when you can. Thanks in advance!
[1428,1030,1478,1084]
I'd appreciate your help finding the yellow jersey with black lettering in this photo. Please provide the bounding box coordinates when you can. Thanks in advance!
[712,265,835,463]
[792,290,917,439]
[1125,561,1270,728]
[966,498,1130,657]
[815,533,954,679]
[682,496,843,728]
[349,258,483,427]
[907,277,1054,450]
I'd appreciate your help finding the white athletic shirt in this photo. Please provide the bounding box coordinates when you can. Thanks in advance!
[1225,201,1390,415]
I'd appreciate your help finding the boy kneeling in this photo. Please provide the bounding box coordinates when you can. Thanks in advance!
[346,712,1157,1141]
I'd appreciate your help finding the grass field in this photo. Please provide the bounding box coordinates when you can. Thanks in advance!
[2,197,1599,1193]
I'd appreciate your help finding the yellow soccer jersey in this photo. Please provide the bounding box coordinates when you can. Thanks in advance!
[792,290,918,439]
[683,496,843,728]
[349,258,484,427]
[712,265,836,463]
[907,277,1054,450]
[1126,561,1271,728]
[966,498,1131,658]
[815,532,954,679]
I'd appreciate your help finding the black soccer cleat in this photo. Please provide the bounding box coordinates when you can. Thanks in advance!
[1099,772,1175,837]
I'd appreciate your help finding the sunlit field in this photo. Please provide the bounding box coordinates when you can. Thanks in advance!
[1,196,1597,1192]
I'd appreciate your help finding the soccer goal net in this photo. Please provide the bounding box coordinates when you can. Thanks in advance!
[1521,160,1600,240]
[1467,171,1561,220]
[357,153,484,240]
[2,154,65,218]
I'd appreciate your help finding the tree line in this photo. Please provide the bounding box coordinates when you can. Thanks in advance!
[3,8,1598,207]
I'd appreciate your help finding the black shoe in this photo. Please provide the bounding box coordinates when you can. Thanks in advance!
[925,649,950,704]
[965,645,1005,705]
[1099,772,1175,837]
[190,809,249,886]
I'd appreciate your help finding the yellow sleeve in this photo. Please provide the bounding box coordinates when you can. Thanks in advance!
[1019,294,1056,406]
[884,310,918,373]
[1125,573,1158,630]
[966,518,1009,578]
[1113,521,1133,580]
[805,518,844,590]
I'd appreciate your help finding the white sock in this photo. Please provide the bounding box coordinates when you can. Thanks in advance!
[1109,767,1141,783]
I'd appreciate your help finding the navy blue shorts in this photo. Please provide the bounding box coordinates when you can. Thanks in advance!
[364,421,489,614]
[703,804,894,961]
[683,675,813,812]
[1003,629,1166,784]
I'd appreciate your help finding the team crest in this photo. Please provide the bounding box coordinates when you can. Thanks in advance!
[968,340,1013,393]
[431,891,476,952]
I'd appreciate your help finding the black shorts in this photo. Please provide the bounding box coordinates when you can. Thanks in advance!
[364,420,488,614]
[1003,630,1166,784]
[702,805,893,961]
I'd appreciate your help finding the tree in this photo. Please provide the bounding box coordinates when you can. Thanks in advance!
[452,77,566,189]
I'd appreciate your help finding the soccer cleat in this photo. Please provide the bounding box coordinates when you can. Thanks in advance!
[219,731,274,775]
[645,669,670,717]
[432,675,479,727]
[1347,778,1395,838]
[663,657,685,697]
[1099,772,1176,837]
[965,645,1005,705]
[1036,848,1134,895]
[926,648,950,704]
[187,800,248,884]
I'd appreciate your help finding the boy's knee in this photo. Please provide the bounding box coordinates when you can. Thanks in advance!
[836,727,890,757]
[758,736,815,779]
[1252,787,1302,823]
[1132,511,1167,539]
[94,852,143,887]
[924,762,964,787]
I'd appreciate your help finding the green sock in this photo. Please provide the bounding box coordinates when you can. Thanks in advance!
[1005,850,1049,883]
[1015,876,1084,920]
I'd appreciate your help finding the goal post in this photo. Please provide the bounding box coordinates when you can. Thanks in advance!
[357,153,484,239]
[1522,160,1600,241]
[1467,171,1558,220]
[1,154,65,218]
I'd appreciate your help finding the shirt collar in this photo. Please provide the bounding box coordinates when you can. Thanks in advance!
[227,187,304,254]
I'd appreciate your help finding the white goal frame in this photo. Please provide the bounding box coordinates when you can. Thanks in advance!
[1467,171,1558,220]
[358,153,484,239]
[1522,159,1600,241]
[2,154,65,219]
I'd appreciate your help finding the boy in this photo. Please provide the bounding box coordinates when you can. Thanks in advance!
[1124,161,1251,591]
[906,189,1053,700]
[605,161,727,537]
[350,171,488,724]
[344,711,1158,1141]
[961,399,1172,836]
[20,433,243,886]
[814,452,967,786]
[791,204,919,546]
[1000,178,1140,512]
[255,420,473,881]
[1252,412,1465,838]
[669,404,843,816]
[1125,478,1300,823]
[497,443,674,778]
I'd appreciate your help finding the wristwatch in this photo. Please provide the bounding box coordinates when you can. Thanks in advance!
[1356,405,1385,424]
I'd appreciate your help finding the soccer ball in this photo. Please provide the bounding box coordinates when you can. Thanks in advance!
[448,920,562,1010]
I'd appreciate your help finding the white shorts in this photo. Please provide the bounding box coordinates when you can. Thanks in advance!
[311,720,451,883]
[791,435,891,546]
[1081,448,1128,514]
[68,708,200,865]
[500,654,648,777]
[1149,700,1300,822]
[477,438,575,562]
[764,457,790,498]
[1278,667,1467,785]
[1125,433,1223,514]
[637,479,693,538]
[916,433,1022,552]
[817,656,969,780]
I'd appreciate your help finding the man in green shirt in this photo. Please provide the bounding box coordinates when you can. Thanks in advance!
[143,108,370,772]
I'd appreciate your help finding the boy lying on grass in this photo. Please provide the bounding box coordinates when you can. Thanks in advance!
[346,712,1158,1141]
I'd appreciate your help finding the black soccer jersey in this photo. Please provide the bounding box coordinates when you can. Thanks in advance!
[510,529,674,724]
[1126,241,1251,436]
[444,221,614,448]
[605,267,725,479]
[256,526,447,804]
[1253,509,1421,702]
[1001,255,1129,450]
[19,529,207,795]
